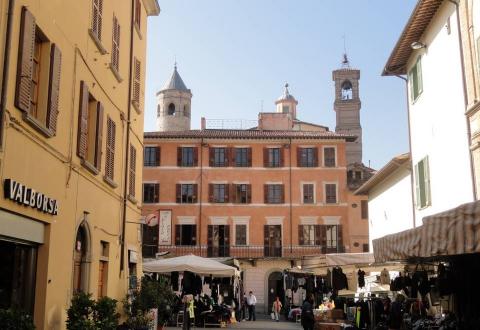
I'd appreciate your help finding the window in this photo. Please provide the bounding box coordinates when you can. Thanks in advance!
[235,148,251,167]
[298,147,317,167]
[144,146,160,167]
[98,241,109,298]
[175,225,196,245]
[177,147,198,167]
[409,56,423,102]
[232,184,251,204]
[299,225,316,246]
[303,184,314,204]
[362,243,369,253]
[323,147,336,167]
[143,183,159,203]
[282,105,289,113]
[91,0,103,41]
[134,0,141,30]
[210,147,228,167]
[73,223,90,293]
[325,225,338,248]
[77,81,104,172]
[176,184,197,203]
[104,117,116,182]
[207,225,230,257]
[128,145,136,198]
[209,184,229,203]
[168,103,175,115]
[132,57,141,111]
[235,224,247,245]
[341,80,353,100]
[110,15,120,76]
[325,183,337,204]
[414,156,431,209]
[15,7,61,137]
[128,251,137,290]
[361,200,368,219]
[264,148,282,167]
[265,184,284,204]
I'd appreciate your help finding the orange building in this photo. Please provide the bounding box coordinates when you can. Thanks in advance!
[142,60,372,313]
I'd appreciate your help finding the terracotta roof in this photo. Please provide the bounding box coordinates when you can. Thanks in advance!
[144,129,357,141]
[354,153,411,195]
[383,0,443,75]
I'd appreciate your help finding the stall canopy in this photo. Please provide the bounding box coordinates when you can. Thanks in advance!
[143,254,238,277]
[302,253,375,271]
[373,200,480,263]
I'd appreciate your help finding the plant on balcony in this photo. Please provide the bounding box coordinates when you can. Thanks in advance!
[0,308,35,330]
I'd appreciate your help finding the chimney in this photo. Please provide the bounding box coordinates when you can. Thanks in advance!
[201,117,206,130]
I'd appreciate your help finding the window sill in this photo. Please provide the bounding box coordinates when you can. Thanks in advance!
[127,194,138,204]
[134,23,143,40]
[131,100,141,114]
[103,176,118,188]
[88,29,107,55]
[81,159,100,175]
[109,64,123,83]
[22,113,54,138]
[143,201,159,204]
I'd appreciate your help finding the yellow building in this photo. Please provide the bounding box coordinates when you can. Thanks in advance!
[0,0,159,328]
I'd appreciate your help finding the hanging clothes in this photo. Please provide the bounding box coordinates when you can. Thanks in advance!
[358,269,366,288]
[171,272,179,291]
[332,267,348,290]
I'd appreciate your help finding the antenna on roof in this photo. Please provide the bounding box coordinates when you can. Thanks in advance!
[341,35,350,68]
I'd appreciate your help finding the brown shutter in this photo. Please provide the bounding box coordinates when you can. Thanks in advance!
[280,185,285,203]
[264,225,269,256]
[111,16,120,72]
[132,57,141,106]
[105,117,116,180]
[263,148,268,167]
[193,147,199,166]
[208,184,214,203]
[264,184,268,203]
[193,184,198,203]
[155,147,161,166]
[229,147,235,167]
[247,184,252,203]
[320,225,327,253]
[313,148,319,167]
[230,184,237,204]
[314,225,322,246]
[298,225,305,246]
[361,200,368,219]
[154,183,159,203]
[191,225,197,245]
[95,102,104,170]
[15,7,36,113]
[92,0,103,40]
[224,225,230,256]
[77,81,89,159]
[47,44,62,134]
[209,147,214,166]
[207,225,213,256]
[129,145,136,196]
[279,147,284,167]
[337,225,343,251]
[224,184,229,202]
[177,147,182,166]
[176,184,181,203]
[247,147,252,167]
[297,147,302,167]
[175,225,181,245]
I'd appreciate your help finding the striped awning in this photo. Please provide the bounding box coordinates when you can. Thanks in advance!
[373,201,480,263]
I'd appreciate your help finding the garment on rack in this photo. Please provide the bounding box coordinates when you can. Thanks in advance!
[332,267,348,290]
[358,269,366,288]
[171,272,179,291]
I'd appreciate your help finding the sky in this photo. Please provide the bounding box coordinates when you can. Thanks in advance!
[144,0,417,169]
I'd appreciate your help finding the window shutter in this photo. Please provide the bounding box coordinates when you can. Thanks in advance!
[77,81,89,159]
[280,185,285,204]
[176,184,181,203]
[297,147,302,166]
[231,184,237,203]
[361,200,368,220]
[224,225,230,256]
[175,225,181,245]
[298,225,305,246]
[132,57,141,106]
[320,225,327,253]
[105,117,116,180]
[209,148,214,166]
[111,16,120,72]
[154,183,159,203]
[208,184,213,203]
[207,225,213,256]
[193,147,199,166]
[424,157,431,206]
[135,0,141,27]
[15,7,36,113]
[193,184,198,203]
[229,147,235,166]
[177,147,182,166]
[314,225,322,246]
[264,225,269,256]
[224,184,229,203]
[92,0,103,40]
[263,148,268,167]
[313,148,319,167]
[155,147,161,166]
[247,184,252,203]
[46,44,62,134]
[264,184,268,203]
[408,70,414,102]
[414,163,421,208]
[129,145,136,197]
[95,102,104,170]
[191,225,197,245]
[417,57,423,95]
[337,225,343,251]
[247,147,252,167]
[279,147,284,167]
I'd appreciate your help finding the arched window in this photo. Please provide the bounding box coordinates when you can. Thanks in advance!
[73,222,90,293]
[184,105,190,118]
[341,80,353,100]
[157,104,161,117]
[168,103,176,116]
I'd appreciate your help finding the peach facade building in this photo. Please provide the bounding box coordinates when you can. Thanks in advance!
[142,61,372,313]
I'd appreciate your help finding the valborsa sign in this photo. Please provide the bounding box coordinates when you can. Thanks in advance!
[4,179,58,215]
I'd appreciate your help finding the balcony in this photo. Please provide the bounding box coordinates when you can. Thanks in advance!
[146,245,345,259]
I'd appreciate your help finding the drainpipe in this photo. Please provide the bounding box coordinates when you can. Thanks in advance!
[289,138,292,254]
[448,0,477,200]
[120,0,135,273]
[0,0,15,148]
[199,138,204,255]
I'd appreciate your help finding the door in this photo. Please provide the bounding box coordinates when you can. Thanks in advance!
[208,225,230,257]
[264,225,282,257]
[267,272,284,315]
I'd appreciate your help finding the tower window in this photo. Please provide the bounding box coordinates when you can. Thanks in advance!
[168,103,175,116]
[282,105,289,113]
[341,80,353,100]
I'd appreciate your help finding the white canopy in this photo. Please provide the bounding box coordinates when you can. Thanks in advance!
[143,254,238,277]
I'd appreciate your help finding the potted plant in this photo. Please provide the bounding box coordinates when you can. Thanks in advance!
[66,292,119,330]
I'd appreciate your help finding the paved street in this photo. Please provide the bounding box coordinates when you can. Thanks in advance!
[166,315,302,330]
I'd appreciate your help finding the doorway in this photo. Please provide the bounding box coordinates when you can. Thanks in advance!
[207,225,230,257]
[267,271,284,315]
[264,225,281,257]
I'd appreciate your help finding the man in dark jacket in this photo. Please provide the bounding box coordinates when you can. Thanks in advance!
[301,295,315,330]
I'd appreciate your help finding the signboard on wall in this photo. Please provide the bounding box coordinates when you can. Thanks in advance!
[158,210,172,245]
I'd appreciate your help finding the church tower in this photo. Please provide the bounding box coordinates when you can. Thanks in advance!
[275,83,298,119]
[333,55,362,165]
[156,64,192,131]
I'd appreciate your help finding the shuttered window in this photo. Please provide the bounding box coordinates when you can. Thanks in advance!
[265,184,284,204]
[132,57,141,110]
[176,184,197,203]
[409,56,423,102]
[264,148,282,167]
[299,225,316,246]
[177,147,197,167]
[15,7,61,136]
[209,184,229,203]
[175,225,196,246]
[210,147,228,167]
[105,117,116,181]
[232,184,251,204]
[323,147,336,167]
[134,0,141,30]
[414,156,431,209]
[91,0,103,41]
[298,147,318,167]
[235,225,247,246]
[303,184,314,204]
[129,145,136,197]
[111,15,120,73]
[143,183,159,203]
[234,148,251,167]
[361,200,368,219]
[325,183,337,204]
[144,146,160,166]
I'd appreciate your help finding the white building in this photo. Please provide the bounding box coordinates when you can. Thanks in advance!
[355,153,414,250]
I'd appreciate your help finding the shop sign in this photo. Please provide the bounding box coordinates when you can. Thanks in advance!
[4,179,58,215]
[158,210,172,245]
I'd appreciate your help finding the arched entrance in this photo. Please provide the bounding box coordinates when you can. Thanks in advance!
[267,271,284,314]
[72,222,91,292]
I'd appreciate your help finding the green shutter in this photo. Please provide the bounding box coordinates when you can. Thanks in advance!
[414,162,421,208]
[416,57,423,96]
[408,70,414,102]
[424,156,431,206]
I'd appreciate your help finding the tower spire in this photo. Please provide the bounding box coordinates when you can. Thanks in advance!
[341,35,350,68]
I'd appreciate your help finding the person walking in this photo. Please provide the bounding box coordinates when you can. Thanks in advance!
[241,293,248,320]
[301,295,315,330]
[272,296,282,322]
[247,291,257,321]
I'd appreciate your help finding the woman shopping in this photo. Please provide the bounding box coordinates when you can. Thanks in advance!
[272,296,282,322]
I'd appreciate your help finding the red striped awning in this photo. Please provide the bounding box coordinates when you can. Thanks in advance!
[373,201,480,263]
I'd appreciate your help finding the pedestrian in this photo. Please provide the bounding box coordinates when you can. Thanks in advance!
[272,296,282,322]
[247,291,257,321]
[301,294,315,330]
[242,293,248,320]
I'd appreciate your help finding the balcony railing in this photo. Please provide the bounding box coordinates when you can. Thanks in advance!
[147,244,345,258]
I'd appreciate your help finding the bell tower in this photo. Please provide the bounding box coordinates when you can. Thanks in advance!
[333,54,362,165]
[156,64,192,131]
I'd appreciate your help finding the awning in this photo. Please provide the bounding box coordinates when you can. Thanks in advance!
[373,201,480,263]
[302,253,375,271]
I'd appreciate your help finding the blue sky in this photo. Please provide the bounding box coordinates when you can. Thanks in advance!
[144,0,417,169]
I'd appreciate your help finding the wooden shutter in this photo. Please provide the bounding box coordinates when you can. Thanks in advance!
[314,225,322,246]
[92,0,103,40]
[94,102,104,170]
[264,184,268,203]
[175,225,181,245]
[154,183,159,203]
[247,184,252,203]
[263,148,268,167]
[209,147,214,166]
[319,225,327,253]
[111,15,120,72]
[15,7,36,113]
[193,184,198,203]
[177,147,182,166]
[224,184,229,202]
[230,184,237,204]
[208,184,214,203]
[297,147,302,167]
[264,225,269,257]
[361,200,368,219]
[176,184,181,203]
[129,145,136,197]
[279,147,284,167]
[298,225,305,246]
[193,147,199,166]
[207,225,213,256]
[280,185,285,203]
[224,225,230,256]
[417,57,423,95]
[337,225,343,251]
[414,162,421,208]
[132,57,141,106]
[134,0,141,27]
[155,147,161,166]
[313,148,319,167]
[191,225,197,245]
[424,157,431,206]
[105,117,116,180]
[46,44,62,134]
[228,147,235,167]
[77,81,89,159]
[247,147,252,166]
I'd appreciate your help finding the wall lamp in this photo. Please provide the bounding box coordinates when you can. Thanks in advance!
[411,41,427,50]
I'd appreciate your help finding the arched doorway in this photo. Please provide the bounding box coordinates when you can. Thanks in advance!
[267,271,284,315]
[72,222,90,292]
